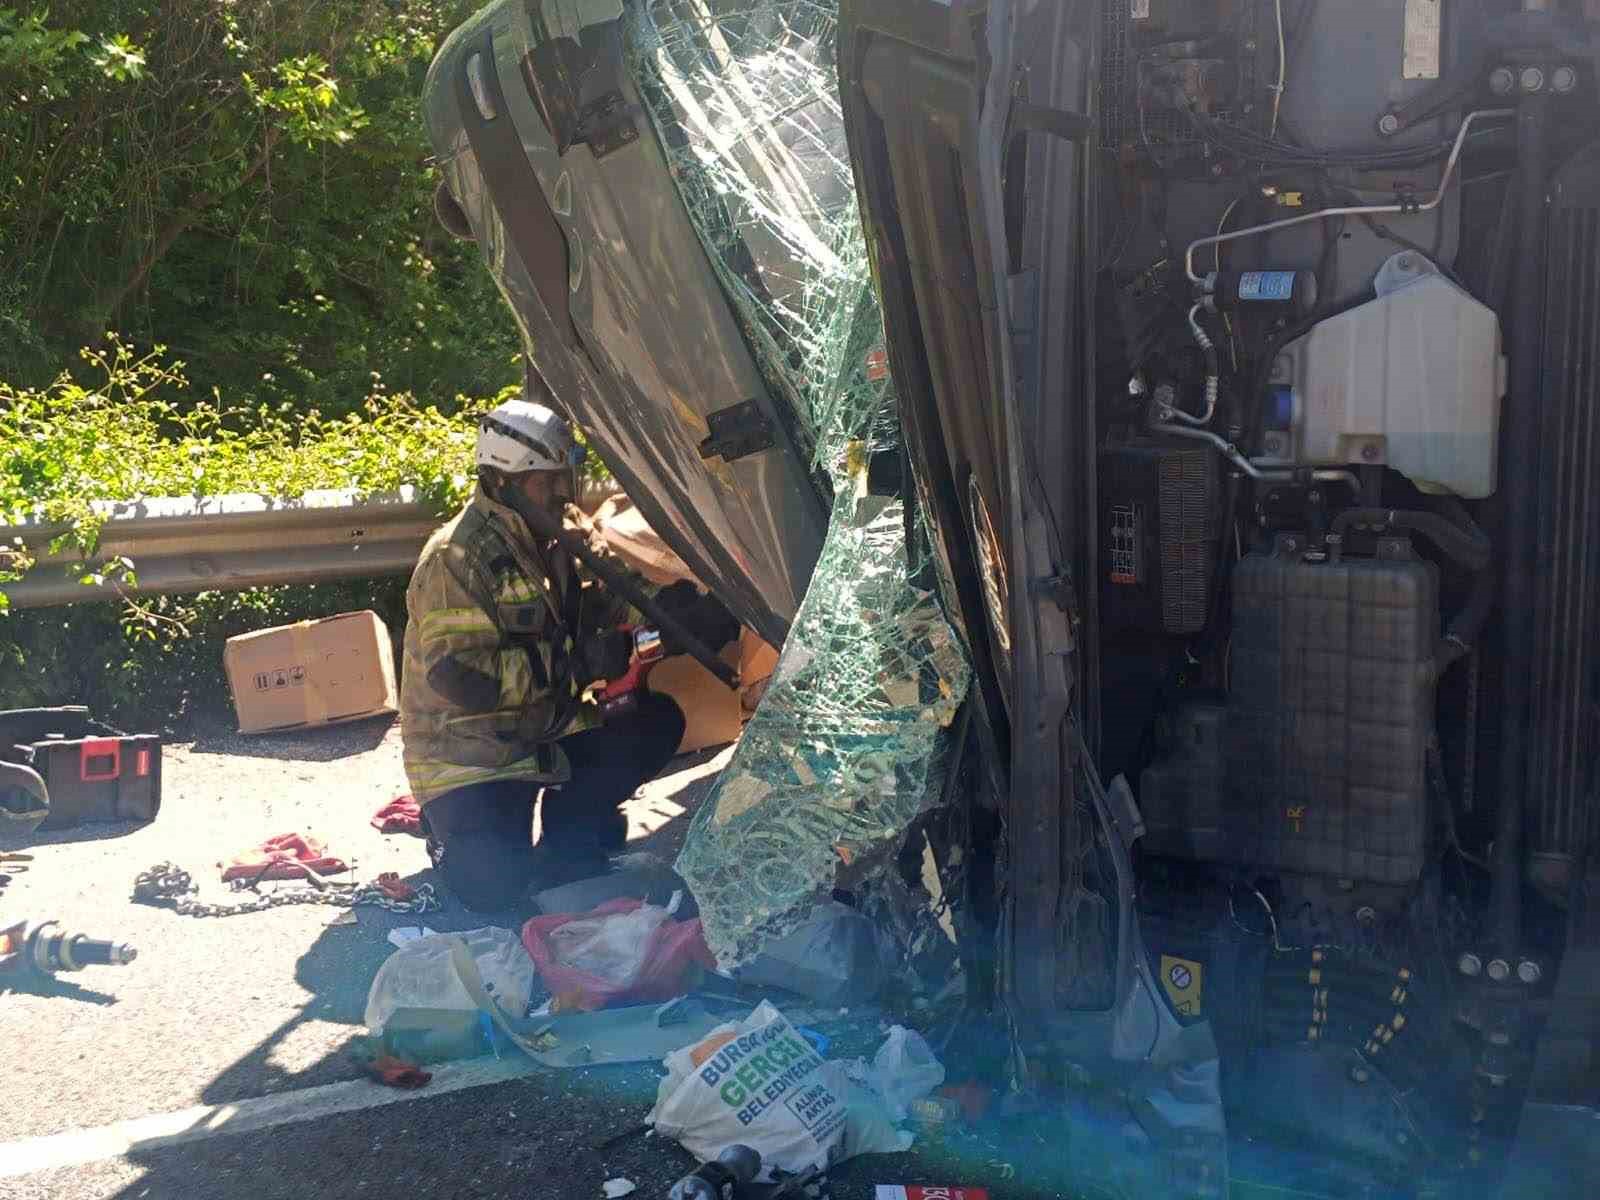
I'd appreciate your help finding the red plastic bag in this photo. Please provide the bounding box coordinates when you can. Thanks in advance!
[521,897,715,1011]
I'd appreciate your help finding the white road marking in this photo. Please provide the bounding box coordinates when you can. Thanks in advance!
[0,1055,538,1178]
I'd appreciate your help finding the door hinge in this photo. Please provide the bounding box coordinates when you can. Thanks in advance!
[699,400,776,463]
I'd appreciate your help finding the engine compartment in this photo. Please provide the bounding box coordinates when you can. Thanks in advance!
[1090,0,1599,1187]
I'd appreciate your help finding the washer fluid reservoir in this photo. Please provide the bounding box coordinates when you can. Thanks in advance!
[1278,253,1506,498]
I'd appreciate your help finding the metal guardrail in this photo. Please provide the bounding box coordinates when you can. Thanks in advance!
[0,490,444,610]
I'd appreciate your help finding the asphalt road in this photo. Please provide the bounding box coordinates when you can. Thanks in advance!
[2,1066,1063,1200]
[0,721,1070,1200]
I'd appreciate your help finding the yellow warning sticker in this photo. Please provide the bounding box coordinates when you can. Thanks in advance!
[1160,955,1204,1017]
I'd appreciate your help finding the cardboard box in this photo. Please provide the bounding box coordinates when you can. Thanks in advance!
[738,629,779,715]
[649,642,744,754]
[224,610,398,734]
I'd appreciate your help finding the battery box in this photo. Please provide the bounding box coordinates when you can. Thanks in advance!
[0,707,161,830]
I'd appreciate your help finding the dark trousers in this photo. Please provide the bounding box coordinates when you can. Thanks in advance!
[424,692,685,911]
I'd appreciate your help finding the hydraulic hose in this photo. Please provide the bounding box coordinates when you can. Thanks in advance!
[1442,559,1496,672]
[1184,109,1514,284]
[1167,304,1221,426]
[1329,508,1492,573]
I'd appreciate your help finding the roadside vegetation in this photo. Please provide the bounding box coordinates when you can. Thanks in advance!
[0,2,525,731]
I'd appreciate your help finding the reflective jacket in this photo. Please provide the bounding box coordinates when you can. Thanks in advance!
[400,487,643,806]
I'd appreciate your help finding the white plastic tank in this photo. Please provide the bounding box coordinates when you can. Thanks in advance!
[1278,253,1506,498]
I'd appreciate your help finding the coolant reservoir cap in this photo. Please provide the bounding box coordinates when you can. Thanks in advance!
[1374,251,1442,297]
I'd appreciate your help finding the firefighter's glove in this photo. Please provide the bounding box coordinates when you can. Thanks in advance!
[575,629,634,686]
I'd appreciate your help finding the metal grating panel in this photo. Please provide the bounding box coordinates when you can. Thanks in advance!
[1099,0,1260,154]
[1157,445,1221,634]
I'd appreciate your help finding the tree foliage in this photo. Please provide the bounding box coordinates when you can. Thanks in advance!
[0,1,538,729]
[0,0,520,413]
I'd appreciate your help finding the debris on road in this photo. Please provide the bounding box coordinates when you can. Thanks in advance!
[371,794,423,836]
[734,901,884,1006]
[933,1081,994,1125]
[364,927,535,1042]
[875,1188,989,1200]
[907,1095,962,1132]
[595,1121,653,1153]
[651,1001,913,1176]
[386,926,431,948]
[601,1177,638,1199]
[223,610,397,735]
[532,853,695,918]
[378,1007,498,1065]
[350,1040,433,1090]
[667,1144,760,1200]
[496,995,735,1070]
[522,895,714,1012]
[132,861,440,917]
[849,1025,945,1122]
[220,831,348,884]
[371,872,436,910]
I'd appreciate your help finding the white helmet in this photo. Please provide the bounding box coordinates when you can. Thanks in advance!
[475,398,585,475]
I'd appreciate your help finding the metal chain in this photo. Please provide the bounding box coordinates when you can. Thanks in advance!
[132,862,440,917]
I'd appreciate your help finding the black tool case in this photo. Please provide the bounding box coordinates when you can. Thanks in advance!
[0,707,161,829]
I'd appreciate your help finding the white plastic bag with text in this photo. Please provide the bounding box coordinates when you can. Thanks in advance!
[649,1001,911,1175]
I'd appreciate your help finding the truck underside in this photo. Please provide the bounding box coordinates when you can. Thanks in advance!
[429,1,1600,1194]
[840,1,1600,1196]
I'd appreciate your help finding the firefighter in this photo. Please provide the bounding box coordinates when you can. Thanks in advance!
[400,393,734,911]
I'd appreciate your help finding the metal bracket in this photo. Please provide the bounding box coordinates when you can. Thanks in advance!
[1375,536,1416,561]
[698,400,776,463]
[1031,568,1079,614]
[575,90,638,159]
[1106,774,1147,852]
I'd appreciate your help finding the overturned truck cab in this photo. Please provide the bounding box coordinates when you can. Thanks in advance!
[427,1,1599,1196]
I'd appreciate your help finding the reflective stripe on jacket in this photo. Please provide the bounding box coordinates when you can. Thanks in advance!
[400,486,643,806]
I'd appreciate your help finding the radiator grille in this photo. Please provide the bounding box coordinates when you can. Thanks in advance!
[1527,151,1600,900]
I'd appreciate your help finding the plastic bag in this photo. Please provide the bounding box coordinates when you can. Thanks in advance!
[857,1026,945,1121]
[522,897,715,1011]
[650,1001,912,1177]
[547,901,672,983]
[363,926,535,1036]
[734,901,884,1006]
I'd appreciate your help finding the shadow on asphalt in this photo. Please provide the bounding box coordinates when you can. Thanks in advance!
[0,970,120,1006]
[86,752,734,1199]
[187,713,397,763]
[181,749,726,1107]
[4,817,148,849]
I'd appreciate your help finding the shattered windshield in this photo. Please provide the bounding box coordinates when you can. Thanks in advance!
[626,0,972,969]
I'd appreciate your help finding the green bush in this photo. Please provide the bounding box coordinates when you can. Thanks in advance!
[2,337,498,531]
[0,340,504,730]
